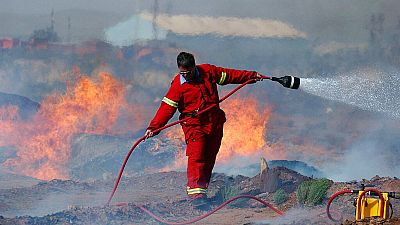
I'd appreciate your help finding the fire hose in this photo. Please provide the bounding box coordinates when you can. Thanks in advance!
[106,75,300,223]
[138,195,283,225]
[326,189,355,222]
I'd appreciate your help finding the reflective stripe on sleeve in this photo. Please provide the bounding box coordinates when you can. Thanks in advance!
[218,71,227,84]
[162,97,178,108]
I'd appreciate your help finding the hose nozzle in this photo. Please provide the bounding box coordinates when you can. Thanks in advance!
[271,76,300,89]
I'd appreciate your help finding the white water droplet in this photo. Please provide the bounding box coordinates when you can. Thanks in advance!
[299,69,400,118]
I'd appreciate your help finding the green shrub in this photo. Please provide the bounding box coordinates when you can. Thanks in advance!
[296,181,309,205]
[215,185,241,203]
[296,178,331,206]
[273,189,287,205]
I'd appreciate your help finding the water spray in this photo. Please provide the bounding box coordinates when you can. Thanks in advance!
[298,69,400,118]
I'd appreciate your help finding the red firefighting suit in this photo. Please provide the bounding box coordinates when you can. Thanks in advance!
[147,64,258,196]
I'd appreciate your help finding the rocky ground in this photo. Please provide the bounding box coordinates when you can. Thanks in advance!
[0,168,399,225]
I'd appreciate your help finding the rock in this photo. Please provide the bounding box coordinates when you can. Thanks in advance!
[259,165,310,193]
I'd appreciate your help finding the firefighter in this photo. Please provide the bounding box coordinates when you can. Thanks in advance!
[145,52,263,208]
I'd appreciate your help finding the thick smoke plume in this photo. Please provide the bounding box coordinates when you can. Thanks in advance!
[140,12,307,38]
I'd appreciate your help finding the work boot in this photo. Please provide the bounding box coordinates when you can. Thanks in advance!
[189,194,211,211]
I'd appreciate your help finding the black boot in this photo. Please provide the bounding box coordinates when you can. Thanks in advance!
[189,194,211,211]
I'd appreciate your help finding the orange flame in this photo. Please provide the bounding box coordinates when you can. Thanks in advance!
[0,105,21,147]
[1,71,145,180]
[218,97,271,161]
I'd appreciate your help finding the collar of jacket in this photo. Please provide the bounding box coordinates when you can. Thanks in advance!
[180,67,202,84]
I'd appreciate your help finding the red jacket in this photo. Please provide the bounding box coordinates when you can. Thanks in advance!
[147,64,257,136]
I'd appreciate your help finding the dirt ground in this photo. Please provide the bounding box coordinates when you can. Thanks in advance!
[0,171,399,225]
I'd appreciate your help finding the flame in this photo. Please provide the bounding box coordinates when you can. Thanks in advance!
[0,105,21,146]
[1,71,145,180]
[162,97,271,170]
[218,97,271,161]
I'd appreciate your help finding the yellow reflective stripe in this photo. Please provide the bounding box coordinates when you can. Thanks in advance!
[187,189,207,194]
[162,97,178,108]
[218,71,227,84]
[187,187,207,194]
[187,187,207,191]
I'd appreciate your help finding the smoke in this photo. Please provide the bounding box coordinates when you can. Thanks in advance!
[257,207,328,225]
[314,41,367,55]
[0,59,68,102]
[139,12,307,38]
[321,134,400,182]
[104,15,168,46]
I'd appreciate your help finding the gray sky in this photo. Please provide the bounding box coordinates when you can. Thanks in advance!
[1,0,400,43]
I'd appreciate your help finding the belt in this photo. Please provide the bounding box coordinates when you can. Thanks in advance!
[180,106,220,118]
[180,110,198,118]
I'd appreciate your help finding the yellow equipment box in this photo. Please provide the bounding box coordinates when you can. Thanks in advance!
[356,191,389,220]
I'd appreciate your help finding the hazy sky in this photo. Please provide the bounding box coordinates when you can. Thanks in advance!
[1,0,400,43]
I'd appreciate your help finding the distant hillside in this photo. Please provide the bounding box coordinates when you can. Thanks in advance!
[0,167,41,189]
[0,92,39,119]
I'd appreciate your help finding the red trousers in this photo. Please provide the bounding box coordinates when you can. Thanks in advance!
[182,111,225,196]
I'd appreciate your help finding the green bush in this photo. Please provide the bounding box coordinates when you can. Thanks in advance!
[215,185,241,203]
[296,181,309,205]
[273,189,287,205]
[296,178,331,206]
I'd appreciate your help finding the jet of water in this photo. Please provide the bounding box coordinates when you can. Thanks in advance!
[299,69,400,118]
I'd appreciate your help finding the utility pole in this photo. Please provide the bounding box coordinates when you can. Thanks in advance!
[152,0,159,40]
[51,8,55,32]
[67,16,71,43]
